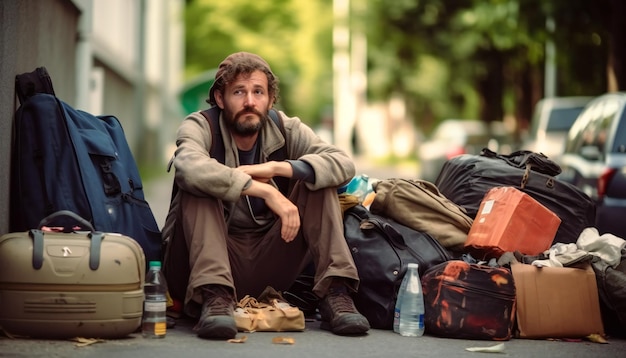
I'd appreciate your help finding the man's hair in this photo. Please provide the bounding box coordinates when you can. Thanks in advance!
[207,52,280,107]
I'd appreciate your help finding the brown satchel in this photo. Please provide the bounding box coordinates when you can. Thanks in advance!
[234,286,305,332]
[370,178,473,251]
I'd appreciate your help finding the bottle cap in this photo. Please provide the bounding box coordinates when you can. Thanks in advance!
[149,261,162,268]
[407,263,418,269]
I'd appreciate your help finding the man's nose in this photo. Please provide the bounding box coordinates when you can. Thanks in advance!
[244,92,256,107]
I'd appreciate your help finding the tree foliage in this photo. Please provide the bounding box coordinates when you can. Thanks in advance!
[362,0,611,135]
[184,0,334,124]
[183,0,620,137]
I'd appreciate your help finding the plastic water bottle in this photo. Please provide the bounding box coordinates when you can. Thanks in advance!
[345,174,371,203]
[393,265,410,334]
[394,263,425,337]
[142,261,168,338]
[393,280,405,332]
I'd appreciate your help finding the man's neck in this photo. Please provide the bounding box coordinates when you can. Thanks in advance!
[233,133,259,151]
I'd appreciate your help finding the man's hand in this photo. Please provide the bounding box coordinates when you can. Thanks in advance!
[264,189,300,242]
[242,179,300,242]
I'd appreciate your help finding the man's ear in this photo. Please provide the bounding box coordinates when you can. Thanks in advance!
[215,91,225,109]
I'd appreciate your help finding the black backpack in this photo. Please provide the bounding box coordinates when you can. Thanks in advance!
[11,67,162,264]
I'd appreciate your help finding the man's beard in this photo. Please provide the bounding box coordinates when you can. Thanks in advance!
[223,107,268,136]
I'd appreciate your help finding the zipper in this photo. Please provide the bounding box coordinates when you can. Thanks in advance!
[439,278,515,300]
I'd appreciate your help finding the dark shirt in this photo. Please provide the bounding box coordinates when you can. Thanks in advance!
[238,142,315,217]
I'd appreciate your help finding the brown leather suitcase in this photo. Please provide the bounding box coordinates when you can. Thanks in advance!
[465,186,562,259]
[0,211,145,339]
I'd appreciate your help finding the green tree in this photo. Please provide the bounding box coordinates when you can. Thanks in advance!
[363,0,610,138]
[184,0,334,125]
[183,0,622,144]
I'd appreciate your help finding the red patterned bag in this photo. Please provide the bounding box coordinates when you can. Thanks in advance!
[421,260,516,340]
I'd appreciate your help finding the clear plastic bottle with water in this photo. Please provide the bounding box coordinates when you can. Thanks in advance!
[393,263,425,337]
[142,261,168,338]
[346,174,370,203]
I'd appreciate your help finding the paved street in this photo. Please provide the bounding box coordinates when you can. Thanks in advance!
[2,156,625,357]
[2,316,625,358]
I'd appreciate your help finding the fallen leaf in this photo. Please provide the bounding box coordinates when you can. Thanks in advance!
[72,337,105,347]
[272,336,295,345]
[465,342,506,353]
[227,336,248,343]
[586,333,608,344]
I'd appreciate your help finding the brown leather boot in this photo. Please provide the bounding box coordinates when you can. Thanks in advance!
[195,284,237,339]
[319,284,370,335]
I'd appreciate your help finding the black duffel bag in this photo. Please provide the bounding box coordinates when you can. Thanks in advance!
[435,148,595,245]
[343,204,452,329]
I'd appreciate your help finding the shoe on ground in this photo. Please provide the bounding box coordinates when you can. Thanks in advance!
[195,284,238,340]
[319,286,370,335]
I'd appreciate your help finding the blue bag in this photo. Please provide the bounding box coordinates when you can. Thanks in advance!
[10,92,161,264]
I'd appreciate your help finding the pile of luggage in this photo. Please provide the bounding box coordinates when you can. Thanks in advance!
[340,148,625,340]
[0,68,161,339]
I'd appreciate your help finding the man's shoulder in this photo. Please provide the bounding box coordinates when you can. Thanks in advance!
[177,112,212,139]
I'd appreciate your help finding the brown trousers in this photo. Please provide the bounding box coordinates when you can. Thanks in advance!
[179,181,359,305]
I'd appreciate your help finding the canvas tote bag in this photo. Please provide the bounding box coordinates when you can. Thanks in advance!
[370,178,473,251]
[234,286,305,332]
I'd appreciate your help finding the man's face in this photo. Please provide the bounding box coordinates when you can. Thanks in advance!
[216,70,272,137]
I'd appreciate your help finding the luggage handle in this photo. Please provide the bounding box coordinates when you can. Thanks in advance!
[361,217,433,269]
[30,210,103,271]
[480,147,561,176]
[38,210,95,231]
[360,217,408,250]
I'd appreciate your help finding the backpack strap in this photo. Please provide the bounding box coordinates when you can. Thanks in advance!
[15,67,56,104]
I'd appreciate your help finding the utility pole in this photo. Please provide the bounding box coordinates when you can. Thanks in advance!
[544,16,556,97]
[333,0,356,157]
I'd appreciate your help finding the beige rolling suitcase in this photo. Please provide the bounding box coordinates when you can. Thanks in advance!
[0,211,145,339]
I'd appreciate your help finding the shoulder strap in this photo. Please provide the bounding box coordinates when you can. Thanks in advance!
[267,109,287,161]
[200,106,224,162]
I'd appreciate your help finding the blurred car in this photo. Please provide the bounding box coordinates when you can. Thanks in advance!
[418,119,502,182]
[559,92,626,239]
[522,96,593,164]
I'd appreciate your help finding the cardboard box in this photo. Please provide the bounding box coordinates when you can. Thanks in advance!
[511,263,605,338]
[465,186,561,257]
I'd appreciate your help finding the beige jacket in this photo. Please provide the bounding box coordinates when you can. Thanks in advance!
[165,109,355,234]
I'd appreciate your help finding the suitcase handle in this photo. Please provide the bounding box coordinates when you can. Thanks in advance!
[38,210,95,232]
[31,210,103,271]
